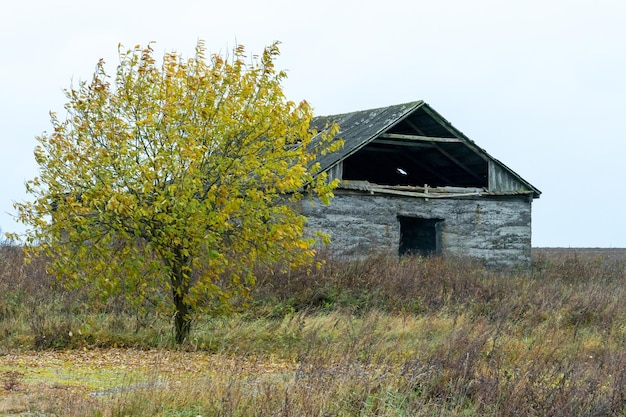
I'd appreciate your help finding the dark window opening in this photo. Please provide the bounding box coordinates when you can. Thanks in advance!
[398,216,443,256]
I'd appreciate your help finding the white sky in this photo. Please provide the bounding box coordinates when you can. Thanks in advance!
[2,0,625,247]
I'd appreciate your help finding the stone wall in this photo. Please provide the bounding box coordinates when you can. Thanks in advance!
[301,192,533,269]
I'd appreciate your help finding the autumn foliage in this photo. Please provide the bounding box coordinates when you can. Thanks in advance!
[11,41,341,343]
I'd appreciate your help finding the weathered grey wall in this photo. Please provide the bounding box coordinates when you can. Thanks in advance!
[301,192,533,268]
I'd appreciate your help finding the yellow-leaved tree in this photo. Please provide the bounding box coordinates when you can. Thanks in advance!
[12,41,341,344]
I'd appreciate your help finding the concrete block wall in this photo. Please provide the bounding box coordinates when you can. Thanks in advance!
[301,192,532,269]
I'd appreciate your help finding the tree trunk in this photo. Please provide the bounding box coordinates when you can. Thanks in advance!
[170,251,191,344]
[173,288,191,344]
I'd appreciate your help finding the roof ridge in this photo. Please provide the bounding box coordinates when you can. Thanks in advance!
[313,100,424,119]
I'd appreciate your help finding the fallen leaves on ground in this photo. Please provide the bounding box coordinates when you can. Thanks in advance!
[0,348,295,415]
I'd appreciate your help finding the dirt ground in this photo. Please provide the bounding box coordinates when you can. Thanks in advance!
[0,348,292,416]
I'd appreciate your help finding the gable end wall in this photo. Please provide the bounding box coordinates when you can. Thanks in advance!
[301,193,532,269]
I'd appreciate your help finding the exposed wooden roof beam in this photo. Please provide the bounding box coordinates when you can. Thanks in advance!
[419,105,462,139]
[401,119,485,183]
[404,119,428,136]
[431,143,485,183]
[405,113,489,163]
[377,133,463,143]
[372,139,435,148]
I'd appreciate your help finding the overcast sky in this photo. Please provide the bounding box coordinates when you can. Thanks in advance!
[2,0,625,247]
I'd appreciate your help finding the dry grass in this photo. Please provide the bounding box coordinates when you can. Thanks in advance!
[2,243,626,415]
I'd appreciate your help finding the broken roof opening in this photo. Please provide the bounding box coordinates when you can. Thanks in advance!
[342,139,488,188]
[311,100,540,198]
[340,105,489,188]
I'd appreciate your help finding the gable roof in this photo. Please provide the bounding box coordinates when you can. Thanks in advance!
[311,101,541,199]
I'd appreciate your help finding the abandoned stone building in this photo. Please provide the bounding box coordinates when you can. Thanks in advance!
[302,101,541,268]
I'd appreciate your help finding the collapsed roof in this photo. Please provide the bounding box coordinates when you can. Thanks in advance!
[311,101,540,199]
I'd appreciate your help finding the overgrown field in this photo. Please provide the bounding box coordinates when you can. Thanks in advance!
[1,244,626,416]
